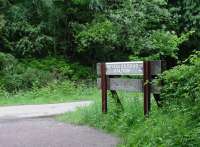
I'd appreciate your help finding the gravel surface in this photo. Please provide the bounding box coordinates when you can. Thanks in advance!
[0,118,119,147]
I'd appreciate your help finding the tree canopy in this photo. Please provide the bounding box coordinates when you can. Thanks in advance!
[0,0,199,64]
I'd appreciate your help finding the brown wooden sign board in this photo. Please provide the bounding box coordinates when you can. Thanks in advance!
[97,61,161,76]
[97,61,164,116]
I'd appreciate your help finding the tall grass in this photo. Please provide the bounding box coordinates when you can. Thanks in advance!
[0,80,99,106]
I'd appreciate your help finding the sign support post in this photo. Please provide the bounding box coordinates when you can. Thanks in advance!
[100,63,107,113]
[143,61,151,116]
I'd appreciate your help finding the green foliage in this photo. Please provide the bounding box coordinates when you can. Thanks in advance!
[130,30,192,60]
[169,0,200,34]
[107,0,172,59]
[158,52,200,144]
[1,66,53,92]
[75,19,119,61]
[1,0,197,62]
[0,53,55,92]
[70,0,185,62]
[2,20,54,57]
[0,53,93,93]
[161,51,200,109]
[0,15,5,31]
[0,52,54,92]
[77,20,118,51]
[125,111,200,147]
[0,52,17,72]
[168,0,200,59]
[0,52,53,92]
[22,57,94,80]
[0,80,98,105]
[149,31,181,59]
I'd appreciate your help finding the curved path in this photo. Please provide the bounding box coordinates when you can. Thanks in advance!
[0,102,119,147]
[0,118,119,147]
[0,101,92,120]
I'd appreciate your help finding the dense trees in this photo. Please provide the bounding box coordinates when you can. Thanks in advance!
[0,0,199,63]
[168,0,200,59]
[0,0,199,92]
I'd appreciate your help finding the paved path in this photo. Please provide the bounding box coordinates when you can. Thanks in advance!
[0,102,119,147]
[0,118,119,147]
[0,101,92,120]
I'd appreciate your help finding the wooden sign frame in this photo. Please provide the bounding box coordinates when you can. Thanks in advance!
[97,61,164,116]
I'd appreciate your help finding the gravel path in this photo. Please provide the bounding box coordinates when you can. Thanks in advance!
[0,102,119,147]
[0,101,92,120]
[0,118,119,147]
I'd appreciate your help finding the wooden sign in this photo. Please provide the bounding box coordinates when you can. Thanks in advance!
[97,78,161,93]
[97,61,161,75]
[97,61,164,116]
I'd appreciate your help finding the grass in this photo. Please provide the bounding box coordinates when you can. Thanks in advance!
[0,80,100,106]
[57,91,200,147]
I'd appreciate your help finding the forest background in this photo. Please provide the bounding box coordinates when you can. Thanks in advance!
[0,0,199,92]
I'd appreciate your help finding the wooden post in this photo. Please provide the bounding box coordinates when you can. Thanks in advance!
[100,63,107,113]
[143,61,151,116]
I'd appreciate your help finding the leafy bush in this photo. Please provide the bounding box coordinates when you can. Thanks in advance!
[160,51,200,130]
[22,57,94,80]
[0,64,55,93]
[125,110,200,147]
[70,63,94,80]
[0,53,94,93]
[0,0,71,58]
[76,19,118,51]
[75,19,119,62]
[1,67,54,92]
[2,11,54,57]
[161,51,200,109]
[0,52,54,92]
[0,52,17,72]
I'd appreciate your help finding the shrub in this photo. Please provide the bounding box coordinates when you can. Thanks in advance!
[161,51,200,126]
[161,51,200,110]
[22,57,94,80]
[0,54,94,93]
[0,52,55,92]
[0,52,17,72]
[2,20,54,57]
[70,63,94,80]
[1,64,54,93]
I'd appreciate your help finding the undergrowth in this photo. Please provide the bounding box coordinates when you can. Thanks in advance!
[0,80,99,106]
